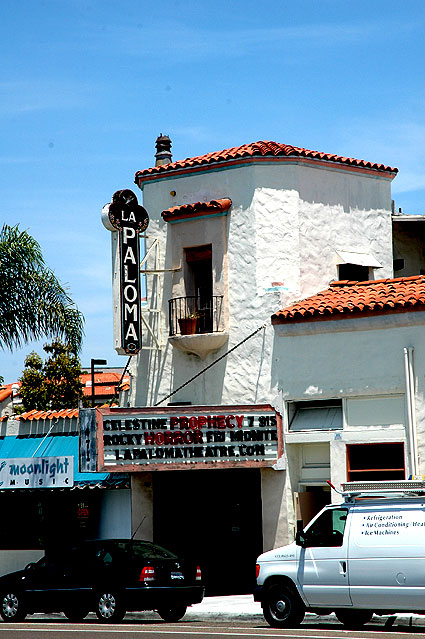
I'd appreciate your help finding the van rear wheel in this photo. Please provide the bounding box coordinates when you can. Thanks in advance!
[335,609,373,629]
[262,583,305,628]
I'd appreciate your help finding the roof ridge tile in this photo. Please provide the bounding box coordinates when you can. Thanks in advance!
[135,140,398,183]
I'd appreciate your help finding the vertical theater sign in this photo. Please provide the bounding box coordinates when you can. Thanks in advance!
[80,405,283,472]
[102,189,149,354]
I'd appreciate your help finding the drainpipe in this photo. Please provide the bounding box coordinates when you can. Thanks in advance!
[403,346,419,476]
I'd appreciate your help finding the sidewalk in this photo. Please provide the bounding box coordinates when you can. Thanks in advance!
[187,595,263,620]
[186,595,425,628]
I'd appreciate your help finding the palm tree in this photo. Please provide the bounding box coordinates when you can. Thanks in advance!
[0,224,84,353]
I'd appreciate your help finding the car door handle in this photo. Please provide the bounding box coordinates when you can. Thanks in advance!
[339,561,347,575]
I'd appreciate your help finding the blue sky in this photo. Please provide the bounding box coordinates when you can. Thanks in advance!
[1,0,424,383]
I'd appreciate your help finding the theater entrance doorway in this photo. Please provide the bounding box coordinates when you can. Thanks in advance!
[153,468,263,595]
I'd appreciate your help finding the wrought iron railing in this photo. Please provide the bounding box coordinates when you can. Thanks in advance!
[168,296,224,336]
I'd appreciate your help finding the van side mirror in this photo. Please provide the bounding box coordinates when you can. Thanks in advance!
[295,519,307,548]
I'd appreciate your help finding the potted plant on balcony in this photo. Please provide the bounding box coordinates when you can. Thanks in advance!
[178,312,199,335]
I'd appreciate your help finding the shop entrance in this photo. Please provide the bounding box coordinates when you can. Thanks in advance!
[153,468,263,595]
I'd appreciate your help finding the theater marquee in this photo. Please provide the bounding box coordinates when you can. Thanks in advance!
[80,405,283,472]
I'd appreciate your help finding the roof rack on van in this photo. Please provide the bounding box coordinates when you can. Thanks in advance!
[341,480,425,502]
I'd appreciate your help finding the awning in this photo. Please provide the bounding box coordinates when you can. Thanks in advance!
[0,434,127,489]
[335,250,382,268]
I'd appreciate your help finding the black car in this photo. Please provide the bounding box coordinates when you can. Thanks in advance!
[0,539,204,623]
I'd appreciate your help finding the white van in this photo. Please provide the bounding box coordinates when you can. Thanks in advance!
[255,480,425,628]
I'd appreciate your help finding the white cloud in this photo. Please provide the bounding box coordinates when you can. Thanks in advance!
[75,17,420,62]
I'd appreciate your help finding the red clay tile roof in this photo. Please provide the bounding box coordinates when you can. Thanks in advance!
[162,198,232,222]
[135,140,398,184]
[80,372,129,398]
[80,372,128,385]
[0,386,13,403]
[82,385,122,398]
[272,276,425,324]
[18,408,79,421]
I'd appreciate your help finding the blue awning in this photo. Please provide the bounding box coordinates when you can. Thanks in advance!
[0,434,124,488]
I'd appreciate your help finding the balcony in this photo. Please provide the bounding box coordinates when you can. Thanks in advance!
[168,296,229,359]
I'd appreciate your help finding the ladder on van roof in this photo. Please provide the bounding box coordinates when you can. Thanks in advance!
[341,480,425,501]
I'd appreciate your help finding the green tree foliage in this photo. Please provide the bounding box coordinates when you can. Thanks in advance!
[0,224,84,353]
[18,351,46,411]
[19,341,87,411]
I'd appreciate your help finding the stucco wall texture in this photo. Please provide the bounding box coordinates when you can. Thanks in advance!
[132,160,394,409]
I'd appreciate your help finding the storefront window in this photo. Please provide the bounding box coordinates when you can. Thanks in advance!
[347,443,405,481]
[0,490,103,550]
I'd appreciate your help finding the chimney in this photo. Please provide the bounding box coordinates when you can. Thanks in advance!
[155,134,172,167]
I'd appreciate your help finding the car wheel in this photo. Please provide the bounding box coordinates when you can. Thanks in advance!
[335,609,373,629]
[158,605,187,622]
[95,592,125,623]
[63,606,90,622]
[0,592,27,622]
[262,583,305,628]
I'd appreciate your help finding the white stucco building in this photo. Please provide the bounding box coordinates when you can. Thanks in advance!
[132,140,396,409]
[101,137,425,594]
[272,275,425,530]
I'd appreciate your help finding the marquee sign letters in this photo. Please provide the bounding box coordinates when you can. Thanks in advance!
[81,405,282,472]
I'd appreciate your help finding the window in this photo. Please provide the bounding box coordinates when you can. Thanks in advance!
[345,396,404,428]
[304,508,348,547]
[185,245,212,297]
[289,400,342,431]
[335,250,381,280]
[184,244,213,332]
[168,241,225,338]
[347,443,405,481]
[338,263,369,281]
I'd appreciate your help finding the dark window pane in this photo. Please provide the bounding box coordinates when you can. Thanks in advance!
[338,263,369,281]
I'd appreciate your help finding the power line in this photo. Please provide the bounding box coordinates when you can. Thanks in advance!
[111,355,133,405]
[154,322,268,406]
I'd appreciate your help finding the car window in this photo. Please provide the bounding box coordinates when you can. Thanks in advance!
[305,508,348,547]
[131,541,178,560]
[36,554,66,572]
[95,547,122,564]
[35,557,47,569]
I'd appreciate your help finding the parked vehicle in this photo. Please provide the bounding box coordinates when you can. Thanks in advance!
[0,539,204,623]
[255,480,425,629]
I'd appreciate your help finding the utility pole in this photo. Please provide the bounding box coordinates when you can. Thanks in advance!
[91,358,107,407]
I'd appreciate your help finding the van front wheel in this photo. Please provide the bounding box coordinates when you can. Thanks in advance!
[262,584,305,628]
[335,609,373,629]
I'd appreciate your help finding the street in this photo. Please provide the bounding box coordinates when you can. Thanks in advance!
[1,614,425,639]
